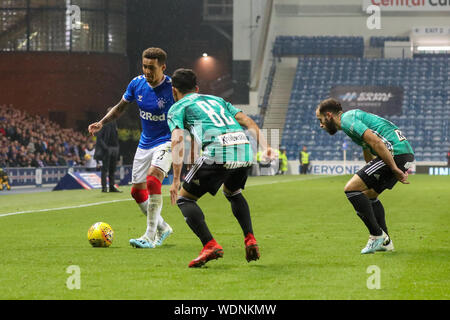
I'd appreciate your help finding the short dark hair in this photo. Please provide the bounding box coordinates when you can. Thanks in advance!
[171,68,197,94]
[142,47,167,65]
[317,98,343,115]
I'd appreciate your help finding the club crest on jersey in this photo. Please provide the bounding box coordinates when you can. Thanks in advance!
[157,97,167,109]
[140,109,166,121]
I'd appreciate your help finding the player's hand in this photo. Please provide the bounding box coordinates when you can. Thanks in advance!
[394,168,409,184]
[170,179,181,205]
[88,122,103,136]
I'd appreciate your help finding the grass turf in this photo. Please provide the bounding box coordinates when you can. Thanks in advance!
[0,174,448,300]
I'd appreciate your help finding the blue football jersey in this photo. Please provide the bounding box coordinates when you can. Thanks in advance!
[123,75,174,149]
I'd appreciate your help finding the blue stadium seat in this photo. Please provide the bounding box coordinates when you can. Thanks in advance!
[278,51,449,161]
[272,36,364,58]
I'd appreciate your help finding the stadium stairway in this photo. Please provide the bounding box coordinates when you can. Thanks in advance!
[262,58,297,145]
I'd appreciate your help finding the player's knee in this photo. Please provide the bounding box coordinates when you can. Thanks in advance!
[146,175,162,195]
[176,197,203,223]
[177,194,198,204]
[176,196,194,207]
[148,166,165,181]
[344,183,354,193]
[363,189,379,199]
[131,187,148,203]
[223,189,242,201]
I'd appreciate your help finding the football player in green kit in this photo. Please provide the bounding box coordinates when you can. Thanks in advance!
[316,98,414,254]
[167,68,274,268]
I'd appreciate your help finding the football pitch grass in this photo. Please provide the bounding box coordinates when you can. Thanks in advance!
[0,174,448,300]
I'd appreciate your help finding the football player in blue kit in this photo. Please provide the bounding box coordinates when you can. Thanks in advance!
[88,47,173,248]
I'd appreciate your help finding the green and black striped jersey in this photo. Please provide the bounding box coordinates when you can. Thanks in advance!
[340,109,414,156]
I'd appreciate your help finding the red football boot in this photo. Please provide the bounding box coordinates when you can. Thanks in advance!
[244,233,260,262]
[189,239,224,268]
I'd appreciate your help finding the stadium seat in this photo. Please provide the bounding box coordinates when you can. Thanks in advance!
[279,52,449,161]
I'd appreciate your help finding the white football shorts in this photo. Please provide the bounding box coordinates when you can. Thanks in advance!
[131,141,172,184]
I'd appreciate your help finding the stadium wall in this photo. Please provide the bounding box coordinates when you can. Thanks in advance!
[255,0,450,106]
[0,52,129,130]
[270,0,450,39]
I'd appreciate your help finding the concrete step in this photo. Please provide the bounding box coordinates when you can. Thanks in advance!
[261,61,296,138]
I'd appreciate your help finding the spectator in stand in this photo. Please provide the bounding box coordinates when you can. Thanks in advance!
[0,104,94,169]
[27,137,36,154]
[31,153,46,168]
[0,156,7,168]
[57,152,67,166]
[7,148,19,167]
[46,154,58,166]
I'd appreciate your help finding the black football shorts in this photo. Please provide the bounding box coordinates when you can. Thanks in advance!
[356,153,415,194]
[182,156,252,198]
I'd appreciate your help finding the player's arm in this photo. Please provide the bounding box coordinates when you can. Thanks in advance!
[88,99,130,136]
[170,128,184,205]
[362,130,409,184]
[234,112,274,159]
[363,148,376,163]
[187,134,197,170]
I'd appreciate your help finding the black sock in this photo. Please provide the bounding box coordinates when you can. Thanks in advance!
[176,197,213,246]
[225,191,253,236]
[345,191,382,236]
[371,198,389,238]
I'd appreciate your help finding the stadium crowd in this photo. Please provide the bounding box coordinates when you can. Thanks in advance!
[0,104,94,168]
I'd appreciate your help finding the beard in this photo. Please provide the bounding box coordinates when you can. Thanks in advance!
[324,118,338,135]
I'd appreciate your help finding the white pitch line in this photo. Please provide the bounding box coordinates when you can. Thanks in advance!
[0,199,131,218]
[0,175,332,218]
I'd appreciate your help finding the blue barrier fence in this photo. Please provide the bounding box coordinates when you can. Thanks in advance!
[2,165,133,187]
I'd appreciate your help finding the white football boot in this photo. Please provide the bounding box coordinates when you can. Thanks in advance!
[129,235,156,249]
[155,224,173,246]
[361,231,387,254]
[376,234,395,252]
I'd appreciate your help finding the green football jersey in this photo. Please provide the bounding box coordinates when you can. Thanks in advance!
[167,93,253,165]
[340,109,414,156]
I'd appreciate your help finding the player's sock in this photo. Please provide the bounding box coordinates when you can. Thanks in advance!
[370,198,390,242]
[144,175,163,241]
[131,187,149,215]
[224,190,254,236]
[158,217,169,229]
[144,195,162,240]
[176,197,213,246]
[131,185,168,230]
[156,197,169,230]
[345,191,382,236]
